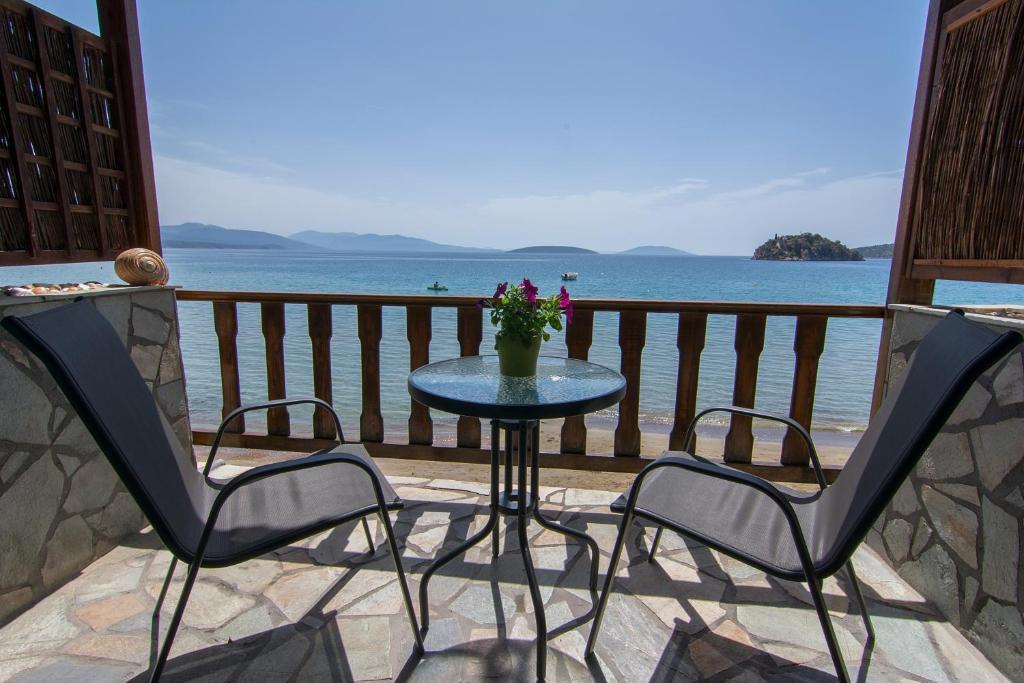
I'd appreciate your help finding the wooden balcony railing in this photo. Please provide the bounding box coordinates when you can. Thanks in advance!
[175,290,885,484]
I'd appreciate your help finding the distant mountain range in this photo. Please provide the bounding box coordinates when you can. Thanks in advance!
[162,223,312,250]
[853,243,894,258]
[161,223,700,255]
[160,223,493,253]
[291,230,496,253]
[620,245,693,256]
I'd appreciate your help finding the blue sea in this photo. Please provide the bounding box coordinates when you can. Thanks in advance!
[6,250,1023,443]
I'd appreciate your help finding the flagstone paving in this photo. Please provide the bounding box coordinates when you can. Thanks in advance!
[0,473,1006,682]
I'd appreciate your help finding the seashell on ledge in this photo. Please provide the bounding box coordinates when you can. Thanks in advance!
[114,248,169,286]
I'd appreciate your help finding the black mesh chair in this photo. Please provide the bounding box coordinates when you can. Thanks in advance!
[585,310,1020,682]
[2,300,423,681]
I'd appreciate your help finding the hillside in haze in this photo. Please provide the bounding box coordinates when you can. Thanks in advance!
[162,223,311,250]
[507,246,599,254]
[161,223,493,253]
[291,230,493,253]
[854,243,894,258]
[620,245,694,256]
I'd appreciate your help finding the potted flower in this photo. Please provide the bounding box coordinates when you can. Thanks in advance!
[479,279,573,377]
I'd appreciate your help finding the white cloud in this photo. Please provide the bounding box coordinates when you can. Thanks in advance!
[154,155,902,254]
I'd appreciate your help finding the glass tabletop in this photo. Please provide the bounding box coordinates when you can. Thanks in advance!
[408,355,627,420]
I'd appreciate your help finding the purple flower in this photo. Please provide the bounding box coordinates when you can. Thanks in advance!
[492,281,508,301]
[558,286,573,324]
[521,278,538,305]
[476,299,485,309]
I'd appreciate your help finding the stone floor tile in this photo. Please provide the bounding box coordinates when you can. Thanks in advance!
[263,566,343,622]
[427,479,491,495]
[62,632,149,664]
[448,584,516,625]
[72,593,148,631]
[214,604,277,643]
[208,557,282,594]
[336,616,393,681]
[323,565,395,614]
[563,488,619,507]
[339,580,403,617]
[5,656,135,682]
[73,563,143,603]
[735,603,861,659]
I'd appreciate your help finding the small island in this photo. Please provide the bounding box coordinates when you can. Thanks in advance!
[507,245,598,254]
[753,233,864,261]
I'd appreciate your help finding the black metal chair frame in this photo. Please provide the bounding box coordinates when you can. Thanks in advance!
[1,306,423,682]
[147,397,424,681]
[585,406,871,682]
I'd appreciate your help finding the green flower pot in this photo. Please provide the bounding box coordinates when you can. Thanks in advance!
[495,334,541,377]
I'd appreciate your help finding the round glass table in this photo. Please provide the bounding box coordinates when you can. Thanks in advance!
[408,355,626,682]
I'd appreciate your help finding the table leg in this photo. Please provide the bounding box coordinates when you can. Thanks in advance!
[529,422,600,593]
[418,418,501,634]
[517,420,547,682]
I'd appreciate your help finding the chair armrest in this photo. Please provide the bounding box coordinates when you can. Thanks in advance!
[203,397,344,477]
[683,405,826,490]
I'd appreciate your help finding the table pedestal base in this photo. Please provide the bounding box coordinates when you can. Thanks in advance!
[418,419,600,682]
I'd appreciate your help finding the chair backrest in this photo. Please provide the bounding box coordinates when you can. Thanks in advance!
[810,310,1020,575]
[2,300,208,559]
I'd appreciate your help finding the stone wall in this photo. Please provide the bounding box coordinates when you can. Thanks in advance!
[867,305,1024,680]
[0,286,192,627]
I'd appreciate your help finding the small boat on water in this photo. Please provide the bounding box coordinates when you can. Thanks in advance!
[427,282,448,292]
[561,272,578,281]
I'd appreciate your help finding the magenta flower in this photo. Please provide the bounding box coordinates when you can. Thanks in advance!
[558,286,573,324]
[521,278,538,305]
[492,281,508,301]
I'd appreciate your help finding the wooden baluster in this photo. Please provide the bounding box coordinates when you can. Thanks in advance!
[614,311,646,456]
[213,301,244,433]
[407,305,433,445]
[456,306,483,448]
[668,313,708,452]
[724,314,767,462]
[561,308,594,454]
[782,316,828,465]
[307,303,337,440]
[261,302,289,436]
[357,304,384,442]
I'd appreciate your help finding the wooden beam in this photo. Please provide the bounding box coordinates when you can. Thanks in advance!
[873,0,944,413]
[96,0,159,252]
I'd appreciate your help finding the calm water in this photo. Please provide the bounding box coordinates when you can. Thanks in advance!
[6,249,1022,440]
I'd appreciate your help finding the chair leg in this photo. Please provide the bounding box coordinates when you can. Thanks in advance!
[585,508,634,658]
[647,526,663,562]
[150,559,201,682]
[845,560,874,642]
[378,507,425,655]
[362,516,376,553]
[807,575,851,683]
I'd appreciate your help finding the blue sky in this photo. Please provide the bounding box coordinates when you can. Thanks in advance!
[43,1,928,253]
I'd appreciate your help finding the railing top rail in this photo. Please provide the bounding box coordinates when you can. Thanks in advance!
[174,289,885,318]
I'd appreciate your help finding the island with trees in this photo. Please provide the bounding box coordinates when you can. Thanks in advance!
[753,233,864,261]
